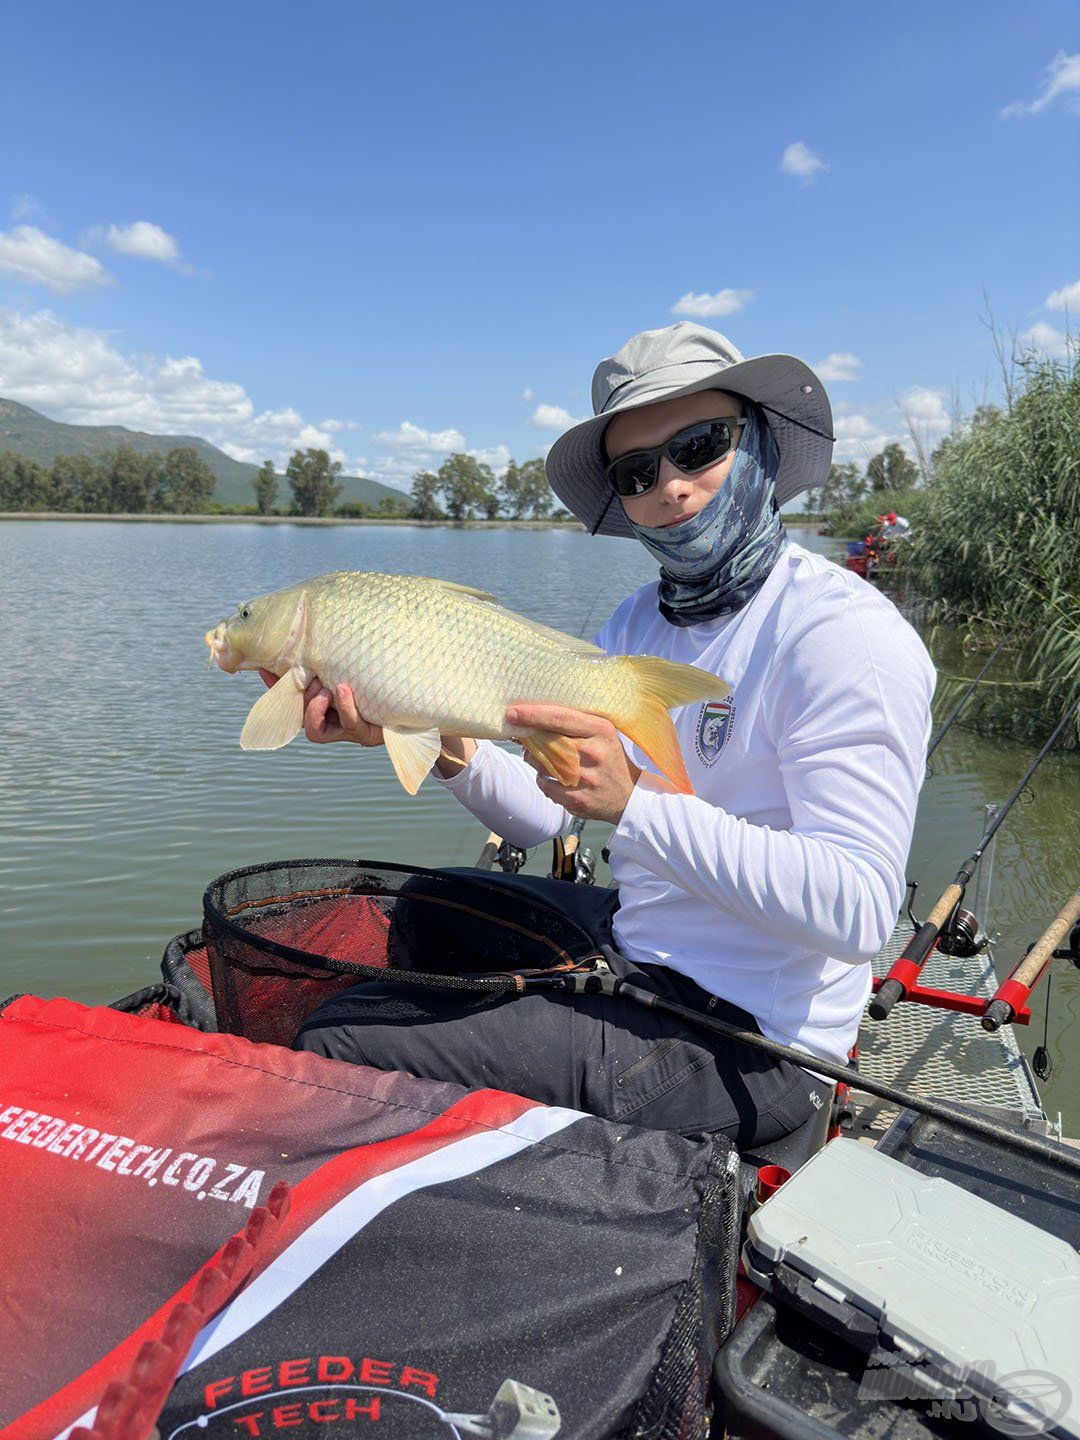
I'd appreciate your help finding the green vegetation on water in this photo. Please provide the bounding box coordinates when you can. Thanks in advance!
[824,349,1080,744]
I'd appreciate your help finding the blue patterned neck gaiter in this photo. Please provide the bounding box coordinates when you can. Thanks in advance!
[626,402,787,627]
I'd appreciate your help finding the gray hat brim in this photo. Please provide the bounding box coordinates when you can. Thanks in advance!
[545,352,834,538]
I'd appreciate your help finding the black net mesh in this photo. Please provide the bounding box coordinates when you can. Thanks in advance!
[203,859,603,1045]
[620,1137,742,1440]
[161,929,218,1031]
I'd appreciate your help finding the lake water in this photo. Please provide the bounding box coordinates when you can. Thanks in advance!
[2,519,1077,1131]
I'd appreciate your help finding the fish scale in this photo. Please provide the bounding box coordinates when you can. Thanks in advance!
[205,569,729,795]
[303,573,620,737]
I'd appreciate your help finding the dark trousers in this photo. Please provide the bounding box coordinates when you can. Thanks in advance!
[294,947,824,1150]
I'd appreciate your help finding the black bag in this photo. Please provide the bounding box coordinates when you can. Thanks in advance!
[157,1107,740,1440]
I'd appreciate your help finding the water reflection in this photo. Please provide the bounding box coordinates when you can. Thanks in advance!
[2,520,1076,1127]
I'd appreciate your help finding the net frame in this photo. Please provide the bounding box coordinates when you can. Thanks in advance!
[202,858,605,1044]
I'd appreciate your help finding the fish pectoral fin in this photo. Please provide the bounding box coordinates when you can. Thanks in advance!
[383,726,443,795]
[240,667,307,750]
[521,733,581,788]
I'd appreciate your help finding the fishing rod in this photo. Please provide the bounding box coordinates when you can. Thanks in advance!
[475,829,527,874]
[982,886,1080,1032]
[474,587,611,880]
[530,966,1080,1177]
[870,692,1080,1021]
[926,631,1013,762]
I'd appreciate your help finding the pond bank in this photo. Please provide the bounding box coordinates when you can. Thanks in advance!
[2,511,821,529]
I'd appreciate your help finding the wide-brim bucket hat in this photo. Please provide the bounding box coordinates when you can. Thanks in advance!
[546,321,835,538]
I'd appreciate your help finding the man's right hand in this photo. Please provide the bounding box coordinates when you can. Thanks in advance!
[257,669,384,747]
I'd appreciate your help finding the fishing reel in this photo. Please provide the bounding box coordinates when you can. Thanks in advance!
[936,906,986,958]
[905,882,987,959]
[1052,921,1080,967]
[494,840,527,874]
[551,832,597,885]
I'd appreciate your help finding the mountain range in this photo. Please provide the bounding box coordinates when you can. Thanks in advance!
[0,397,405,509]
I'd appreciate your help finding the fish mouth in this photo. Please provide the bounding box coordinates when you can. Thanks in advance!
[205,623,242,673]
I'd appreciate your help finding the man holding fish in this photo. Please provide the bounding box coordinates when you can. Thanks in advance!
[213,322,935,1150]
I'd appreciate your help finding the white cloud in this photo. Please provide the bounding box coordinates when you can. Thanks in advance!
[521,387,534,402]
[1020,321,1070,358]
[374,420,466,453]
[529,402,586,430]
[813,352,862,382]
[102,221,181,263]
[295,423,334,450]
[780,141,827,183]
[834,414,878,440]
[469,443,512,477]
[1046,279,1080,311]
[0,305,516,487]
[1002,51,1080,117]
[671,288,754,319]
[829,413,907,465]
[897,385,951,432]
[0,306,354,471]
[218,441,263,465]
[0,226,111,293]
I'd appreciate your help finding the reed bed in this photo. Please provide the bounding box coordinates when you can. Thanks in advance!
[905,350,1079,743]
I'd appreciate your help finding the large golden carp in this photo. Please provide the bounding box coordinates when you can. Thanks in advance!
[205,570,728,795]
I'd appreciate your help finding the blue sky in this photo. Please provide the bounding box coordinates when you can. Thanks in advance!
[1,1,1076,493]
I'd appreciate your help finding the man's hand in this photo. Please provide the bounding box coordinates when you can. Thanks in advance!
[507,703,641,825]
[257,669,383,747]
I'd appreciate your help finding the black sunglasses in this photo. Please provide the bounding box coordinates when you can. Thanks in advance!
[604,416,745,498]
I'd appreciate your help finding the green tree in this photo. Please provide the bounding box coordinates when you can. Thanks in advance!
[410,469,444,520]
[519,458,552,518]
[0,452,50,509]
[866,442,918,493]
[818,460,865,514]
[500,460,528,519]
[253,459,278,515]
[287,448,343,517]
[480,479,502,520]
[157,447,216,512]
[501,458,552,519]
[51,454,107,512]
[105,445,158,512]
[436,453,494,521]
[375,494,411,518]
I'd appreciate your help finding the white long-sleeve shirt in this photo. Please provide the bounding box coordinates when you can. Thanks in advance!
[437,542,935,1064]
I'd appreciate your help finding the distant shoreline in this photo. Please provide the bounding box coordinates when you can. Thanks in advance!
[0,511,578,528]
[0,511,819,528]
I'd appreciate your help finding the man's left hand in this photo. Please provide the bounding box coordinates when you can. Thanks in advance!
[506,703,641,825]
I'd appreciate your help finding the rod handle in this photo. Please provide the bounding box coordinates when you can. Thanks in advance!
[1010,890,1080,991]
[981,997,1013,1033]
[868,914,943,1021]
[868,976,906,1021]
[925,883,965,930]
[981,889,1080,1031]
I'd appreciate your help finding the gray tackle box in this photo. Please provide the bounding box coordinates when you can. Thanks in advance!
[742,1137,1080,1438]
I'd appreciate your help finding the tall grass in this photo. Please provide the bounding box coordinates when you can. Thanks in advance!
[905,348,1079,742]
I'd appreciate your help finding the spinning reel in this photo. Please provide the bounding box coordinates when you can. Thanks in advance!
[905,881,987,960]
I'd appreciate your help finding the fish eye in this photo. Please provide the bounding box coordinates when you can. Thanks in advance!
[240,606,251,619]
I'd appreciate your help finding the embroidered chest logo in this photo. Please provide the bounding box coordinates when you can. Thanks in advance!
[695,697,735,766]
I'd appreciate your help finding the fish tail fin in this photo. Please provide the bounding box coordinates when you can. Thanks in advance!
[612,657,729,795]
[521,732,581,788]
